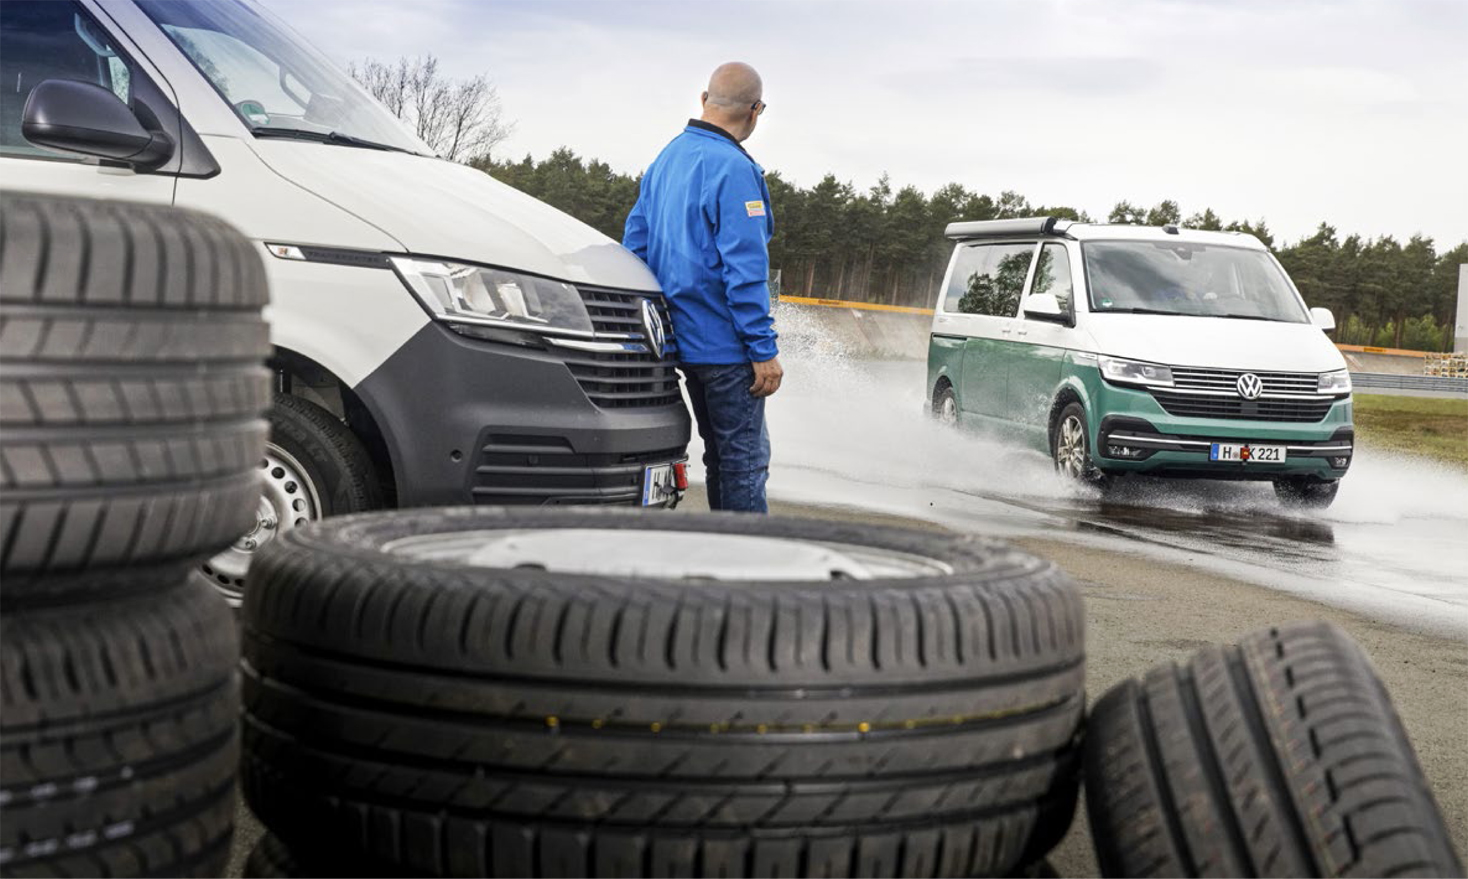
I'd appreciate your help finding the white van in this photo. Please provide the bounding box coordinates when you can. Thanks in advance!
[0,0,691,600]
[928,218,1353,508]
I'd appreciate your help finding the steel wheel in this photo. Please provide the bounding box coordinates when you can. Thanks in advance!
[382,529,955,581]
[1055,413,1089,480]
[198,443,322,605]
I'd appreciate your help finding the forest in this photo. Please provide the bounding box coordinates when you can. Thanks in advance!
[476,148,1466,352]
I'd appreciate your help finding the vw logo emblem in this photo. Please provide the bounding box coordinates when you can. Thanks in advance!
[640,298,666,360]
[1236,373,1264,400]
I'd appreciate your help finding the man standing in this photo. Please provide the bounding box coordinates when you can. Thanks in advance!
[624,62,782,513]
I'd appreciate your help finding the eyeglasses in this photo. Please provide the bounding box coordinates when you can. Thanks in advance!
[752,101,767,116]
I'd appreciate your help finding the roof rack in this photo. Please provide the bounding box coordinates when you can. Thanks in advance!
[944,216,1073,240]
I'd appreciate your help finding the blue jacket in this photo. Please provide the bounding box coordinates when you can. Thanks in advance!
[623,121,778,364]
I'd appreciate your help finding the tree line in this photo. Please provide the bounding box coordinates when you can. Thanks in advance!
[481,149,1465,352]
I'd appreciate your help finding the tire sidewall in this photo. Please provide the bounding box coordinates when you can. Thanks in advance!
[268,396,381,517]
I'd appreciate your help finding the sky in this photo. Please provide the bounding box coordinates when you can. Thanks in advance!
[265,0,1468,247]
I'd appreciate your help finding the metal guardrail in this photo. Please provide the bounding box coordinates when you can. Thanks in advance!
[1351,372,1468,396]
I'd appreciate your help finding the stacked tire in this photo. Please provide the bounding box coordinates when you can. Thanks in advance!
[239,509,1088,877]
[1,193,271,877]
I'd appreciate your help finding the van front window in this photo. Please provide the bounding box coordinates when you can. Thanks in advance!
[135,0,428,155]
[1083,241,1309,323]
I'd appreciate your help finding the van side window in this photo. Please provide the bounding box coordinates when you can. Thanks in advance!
[0,2,132,157]
[1031,243,1075,317]
[944,242,1035,316]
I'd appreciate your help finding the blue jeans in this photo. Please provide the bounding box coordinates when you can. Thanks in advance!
[682,363,770,513]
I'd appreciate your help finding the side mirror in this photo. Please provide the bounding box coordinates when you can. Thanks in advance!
[1023,292,1068,324]
[22,79,174,171]
[1310,307,1336,332]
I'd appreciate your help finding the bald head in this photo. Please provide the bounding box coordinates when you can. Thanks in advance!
[700,62,765,143]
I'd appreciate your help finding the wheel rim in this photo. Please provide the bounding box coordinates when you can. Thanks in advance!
[381,529,955,581]
[1055,414,1088,479]
[938,393,958,427]
[200,443,322,603]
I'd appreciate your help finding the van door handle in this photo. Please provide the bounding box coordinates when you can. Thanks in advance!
[1014,327,1029,337]
[1000,326,1013,335]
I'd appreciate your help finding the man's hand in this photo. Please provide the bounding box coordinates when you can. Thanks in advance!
[750,356,784,398]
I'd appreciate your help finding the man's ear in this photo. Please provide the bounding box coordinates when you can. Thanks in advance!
[700,91,709,108]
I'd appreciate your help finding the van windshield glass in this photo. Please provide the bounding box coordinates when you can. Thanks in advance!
[1082,241,1309,323]
[135,0,428,155]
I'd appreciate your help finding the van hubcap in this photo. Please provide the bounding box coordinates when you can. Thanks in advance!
[1056,415,1088,479]
[938,394,958,427]
[199,443,321,605]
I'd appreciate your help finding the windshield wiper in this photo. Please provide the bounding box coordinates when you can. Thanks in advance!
[252,126,418,155]
[1102,307,1193,316]
[1214,313,1280,322]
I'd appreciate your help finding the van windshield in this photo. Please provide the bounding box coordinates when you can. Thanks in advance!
[1082,241,1309,323]
[135,0,429,156]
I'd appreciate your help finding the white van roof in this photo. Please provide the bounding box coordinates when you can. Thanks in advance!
[944,217,1269,250]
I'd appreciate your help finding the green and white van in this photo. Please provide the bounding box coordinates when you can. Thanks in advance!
[927,218,1353,508]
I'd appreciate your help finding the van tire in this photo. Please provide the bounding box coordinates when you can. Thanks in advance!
[0,193,271,595]
[197,394,384,602]
[241,508,1087,878]
[267,394,384,518]
[1083,621,1461,878]
[1051,402,1107,485]
[933,383,959,427]
[0,577,240,877]
[1273,477,1339,510]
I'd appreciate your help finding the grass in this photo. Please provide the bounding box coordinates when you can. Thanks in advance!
[1353,394,1468,469]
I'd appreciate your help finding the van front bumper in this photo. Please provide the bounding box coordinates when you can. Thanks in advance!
[1088,381,1353,481]
[355,323,692,507]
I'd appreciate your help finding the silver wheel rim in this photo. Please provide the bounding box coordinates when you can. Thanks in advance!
[200,443,322,603]
[381,529,954,581]
[938,394,958,427]
[1056,414,1088,480]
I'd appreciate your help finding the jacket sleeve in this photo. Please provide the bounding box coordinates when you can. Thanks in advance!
[622,183,650,263]
[706,161,778,362]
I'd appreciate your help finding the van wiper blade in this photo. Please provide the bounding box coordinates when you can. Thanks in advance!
[1215,313,1280,322]
[252,126,417,155]
[1104,307,1191,316]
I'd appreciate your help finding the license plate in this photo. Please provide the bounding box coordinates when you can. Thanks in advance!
[1210,443,1287,463]
[642,463,677,505]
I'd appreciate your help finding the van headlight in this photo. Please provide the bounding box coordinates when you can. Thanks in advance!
[1317,369,1352,394]
[389,257,594,334]
[1098,356,1174,388]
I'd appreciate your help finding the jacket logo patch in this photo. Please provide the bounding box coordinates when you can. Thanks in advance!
[745,200,766,217]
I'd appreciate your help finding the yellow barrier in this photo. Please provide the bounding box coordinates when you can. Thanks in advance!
[779,294,934,316]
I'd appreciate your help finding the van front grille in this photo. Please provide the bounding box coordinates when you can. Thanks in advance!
[571,287,682,409]
[1149,392,1335,422]
[1170,367,1320,395]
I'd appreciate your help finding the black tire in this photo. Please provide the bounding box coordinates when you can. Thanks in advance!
[0,193,271,595]
[1274,477,1340,510]
[1051,402,1108,486]
[242,508,1086,878]
[933,382,959,427]
[0,577,240,877]
[1083,621,1462,878]
[197,393,384,603]
[242,833,390,879]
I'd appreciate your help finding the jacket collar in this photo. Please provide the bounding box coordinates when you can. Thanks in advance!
[686,118,754,161]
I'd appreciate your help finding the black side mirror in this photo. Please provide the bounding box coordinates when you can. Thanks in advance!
[22,79,174,171]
